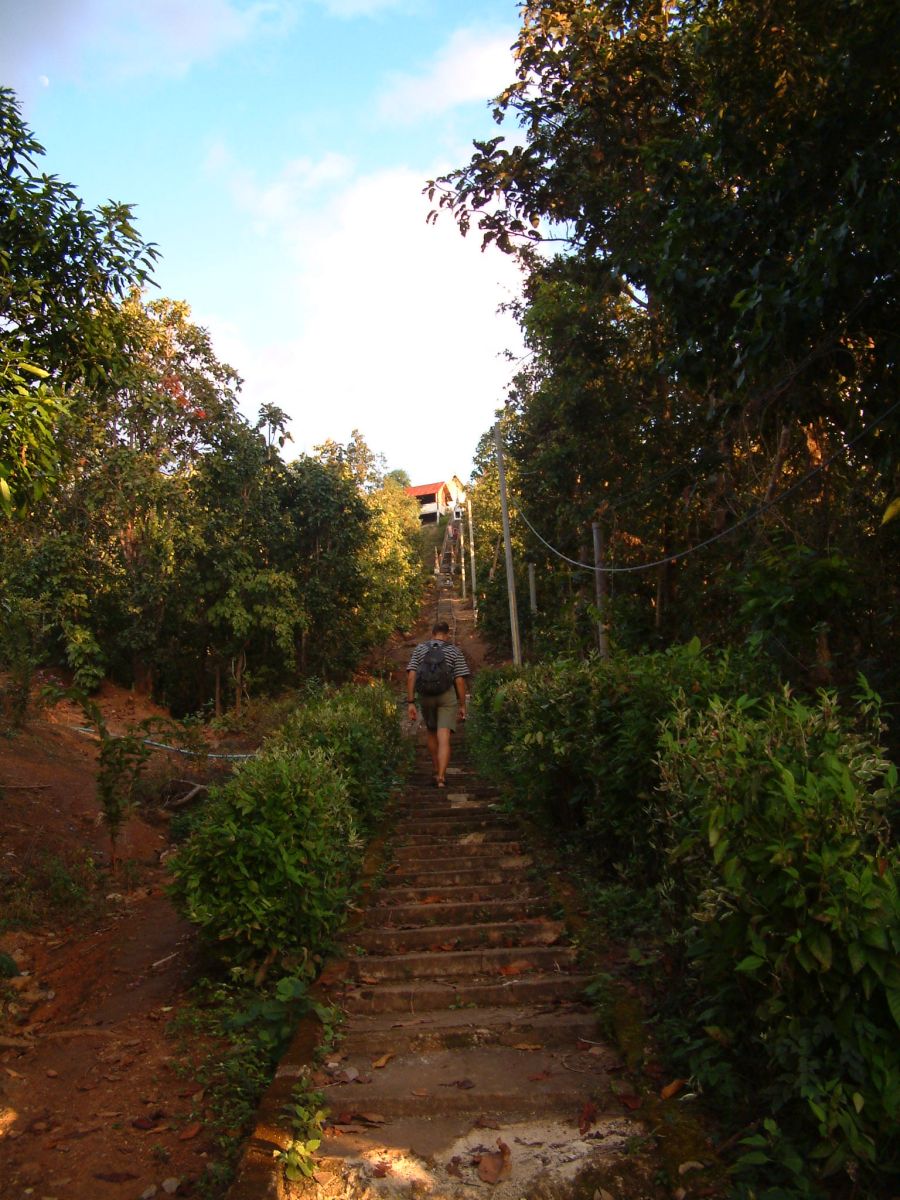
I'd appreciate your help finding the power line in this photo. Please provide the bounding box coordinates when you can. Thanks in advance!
[512,399,900,575]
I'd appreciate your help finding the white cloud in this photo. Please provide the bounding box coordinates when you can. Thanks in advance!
[0,0,294,96]
[313,0,412,17]
[202,151,524,481]
[377,27,515,123]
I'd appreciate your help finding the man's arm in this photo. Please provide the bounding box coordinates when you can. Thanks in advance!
[455,673,467,718]
[406,669,418,720]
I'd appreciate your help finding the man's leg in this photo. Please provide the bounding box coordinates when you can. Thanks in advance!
[435,727,452,784]
[425,727,440,778]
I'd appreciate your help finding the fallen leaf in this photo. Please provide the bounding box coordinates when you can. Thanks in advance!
[498,960,534,977]
[660,1078,686,1100]
[513,1043,542,1051]
[678,1160,706,1176]
[372,1161,392,1178]
[179,1120,202,1140]
[446,1156,463,1178]
[358,975,379,986]
[477,1138,512,1184]
[131,1117,159,1130]
[579,1101,598,1134]
[411,1089,428,1097]
[441,1078,475,1089]
[619,1093,643,1111]
[371,1052,393,1069]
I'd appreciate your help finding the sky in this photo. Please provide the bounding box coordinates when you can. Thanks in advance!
[1,0,528,483]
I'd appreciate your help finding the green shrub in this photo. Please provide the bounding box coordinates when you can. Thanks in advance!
[657,684,900,1194]
[469,641,769,874]
[275,681,406,831]
[169,745,358,970]
[169,681,407,973]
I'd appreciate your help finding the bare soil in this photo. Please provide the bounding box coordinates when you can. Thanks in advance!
[0,580,496,1200]
[0,681,239,1199]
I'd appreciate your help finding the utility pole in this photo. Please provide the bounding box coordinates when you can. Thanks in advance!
[459,514,467,601]
[528,563,537,615]
[592,521,610,660]
[466,497,478,623]
[494,425,522,666]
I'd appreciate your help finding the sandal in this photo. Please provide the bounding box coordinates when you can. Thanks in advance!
[435,779,447,789]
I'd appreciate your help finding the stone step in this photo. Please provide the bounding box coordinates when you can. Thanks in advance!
[393,800,505,819]
[336,1002,601,1055]
[392,840,524,864]
[348,943,577,984]
[373,881,539,906]
[397,817,519,837]
[384,861,533,888]
[335,971,592,1015]
[400,827,517,847]
[351,919,565,956]
[361,897,550,929]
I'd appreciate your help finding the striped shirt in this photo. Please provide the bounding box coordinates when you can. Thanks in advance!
[406,640,470,680]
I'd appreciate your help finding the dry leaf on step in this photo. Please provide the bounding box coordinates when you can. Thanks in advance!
[476,1139,512,1184]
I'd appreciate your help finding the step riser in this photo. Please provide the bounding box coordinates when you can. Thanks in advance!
[354,920,564,955]
[349,944,577,983]
[386,863,532,887]
[360,899,548,928]
[337,1015,598,1056]
[340,975,589,1015]
[374,883,536,904]
[392,844,523,865]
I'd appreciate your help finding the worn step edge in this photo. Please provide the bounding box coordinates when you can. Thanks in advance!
[348,943,577,982]
[372,882,539,905]
[336,974,591,1015]
[336,1007,600,1054]
[351,918,566,954]
[385,862,534,887]
[360,897,550,928]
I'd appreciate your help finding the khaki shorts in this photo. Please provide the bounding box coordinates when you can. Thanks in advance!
[418,686,458,733]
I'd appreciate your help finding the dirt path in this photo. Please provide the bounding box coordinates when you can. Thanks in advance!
[0,691,228,1197]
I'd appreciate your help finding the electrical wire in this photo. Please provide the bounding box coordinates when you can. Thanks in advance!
[512,399,900,575]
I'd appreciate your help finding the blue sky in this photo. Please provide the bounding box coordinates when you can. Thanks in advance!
[2,0,527,482]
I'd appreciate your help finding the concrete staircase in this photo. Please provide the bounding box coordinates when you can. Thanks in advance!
[302,741,647,1200]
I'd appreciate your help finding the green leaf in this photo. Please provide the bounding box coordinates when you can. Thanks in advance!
[881,497,900,526]
[735,954,765,973]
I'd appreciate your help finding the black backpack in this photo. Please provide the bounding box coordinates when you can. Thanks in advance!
[416,640,454,697]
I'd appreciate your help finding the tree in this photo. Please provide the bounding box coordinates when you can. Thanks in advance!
[1,87,157,513]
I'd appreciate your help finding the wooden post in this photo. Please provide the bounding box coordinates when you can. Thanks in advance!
[494,425,522,667]
[592,521,610,659]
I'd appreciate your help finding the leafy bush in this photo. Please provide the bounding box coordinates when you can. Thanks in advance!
[170,745,357,970]
[468,641,769,874]
[657,684,900,1194]
[274,681,406,831]
[169,681,406,971]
